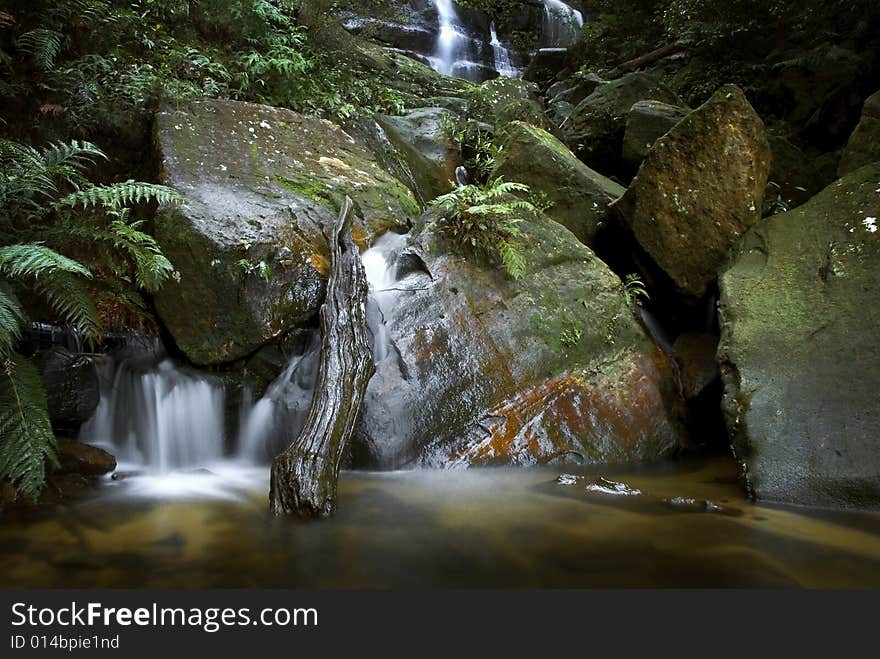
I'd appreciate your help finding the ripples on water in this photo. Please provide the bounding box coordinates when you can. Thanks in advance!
[2,457,880,588]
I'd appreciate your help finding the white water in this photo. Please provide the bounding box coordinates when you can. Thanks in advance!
[489,22,519,78]
[363,231,409,364]
[542,0,584,47]
[236,334,320,464]
[81,343,226,473]
[429,0,486,80]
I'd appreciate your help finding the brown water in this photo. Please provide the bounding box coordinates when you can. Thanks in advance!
[2,456,880,588]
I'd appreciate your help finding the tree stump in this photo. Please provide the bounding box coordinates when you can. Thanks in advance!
[269,197,375,518]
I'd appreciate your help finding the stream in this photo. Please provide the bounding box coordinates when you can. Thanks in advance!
[2,456,880,587]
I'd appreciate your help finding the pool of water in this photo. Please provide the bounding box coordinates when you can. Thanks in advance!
[2,456,880,588]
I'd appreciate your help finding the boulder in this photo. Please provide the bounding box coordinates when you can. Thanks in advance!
[838,90,880,177]
[492,121,625,246]
[55,439,117,477]
[153,99,419,365]
[561,72,682,176]
[34,347,100,428]
[622,100,689,171]
[376,108,460,201]
[718,163,880,508]
[352,210,685,469]
[612,85,771,297]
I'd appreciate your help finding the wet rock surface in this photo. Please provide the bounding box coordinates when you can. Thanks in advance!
[153,99,419,365]
[838,90,880,177]
[352,210,685,469]
[718,163,880,508]
[33,347,100,429]
[492,121,624,246]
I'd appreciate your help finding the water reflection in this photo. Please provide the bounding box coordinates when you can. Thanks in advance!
[2,457,880,588]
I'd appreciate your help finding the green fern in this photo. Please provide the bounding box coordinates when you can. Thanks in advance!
[56,180,184,210]
[430,177,536,279]
[0,287,25,359]
[0,354,57,501]
[109,218,177,292]
[16,28,64,71]
[0,244,99,342]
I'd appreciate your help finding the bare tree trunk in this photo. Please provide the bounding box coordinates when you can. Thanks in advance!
[602,43,688,79]
[269,197,375,519]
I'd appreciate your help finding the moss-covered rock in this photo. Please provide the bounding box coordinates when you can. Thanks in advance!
[613,85,771,297]
[153,99,419,365]
[354,210,684,468]
[561,72,682,177]
[492,121,624,246]
[718,163,880,508]
[838,90,880,177]
[376,107,460,201]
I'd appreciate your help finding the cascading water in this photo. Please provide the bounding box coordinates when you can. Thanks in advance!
[428,0,485,81]
[542,0,584,47]
[81,340,226,473]
[489,22,519,78]
[363,231,409,364]
[235,334,320,464]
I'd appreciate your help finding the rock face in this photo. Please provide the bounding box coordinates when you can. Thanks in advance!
[561,72,682,176]
[352,210,685,469]
[153,99,419,365]
[376,108,459,201]
[765,134,828,214]
[55,439,117,477]
[34,347,100,428]
[622,100,689,171]
[613,85,771,297]
[492,121,625,246]
[838,90,880,177]
[718,163,880,508]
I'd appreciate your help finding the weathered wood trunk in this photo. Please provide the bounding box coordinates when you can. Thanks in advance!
[269,197,375,518]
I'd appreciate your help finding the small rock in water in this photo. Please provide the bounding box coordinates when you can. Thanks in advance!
[584,477,642,496]
[664,496,725,514]
[557,474,581,486]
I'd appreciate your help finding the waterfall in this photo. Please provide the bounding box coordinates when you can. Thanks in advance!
[429,0,484,81]
[235,334,320,464]
[489,22,519,78]
[363,231,409,364]
[542,0,584,47]
[80,340,226,473]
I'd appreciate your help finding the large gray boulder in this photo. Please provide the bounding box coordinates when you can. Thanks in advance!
[153,99,419,365]
[718,162,880,508]
[376,108,460,201]
[353,209,685,469]
[560,72,682,176]
[613,85,771,297]
[491,121,624,246]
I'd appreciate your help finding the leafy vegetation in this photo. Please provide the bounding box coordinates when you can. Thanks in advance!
[430,178,537,280]
[0,137,181,500]
[623,274,650,308]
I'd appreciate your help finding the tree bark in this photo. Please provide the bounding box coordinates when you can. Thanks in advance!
[269,196,375,519]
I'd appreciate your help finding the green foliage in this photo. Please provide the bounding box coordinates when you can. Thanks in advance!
[0,354,58,502]
[430,177,537,279]
[16,28,64,71]
[623,274,650,308]
[559,321,583,348]
[0,137,181,498]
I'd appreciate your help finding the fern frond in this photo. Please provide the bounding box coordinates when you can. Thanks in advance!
[0,353,57,501]
[0,243,92,280]
[110,220,176,292]
[498,240,526,280]
[0,245,99,340]
[56,180,184,210]
[0,286,25,360]
[33,270,100,341]
[40,140,105,171]
[16,28,64,71]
